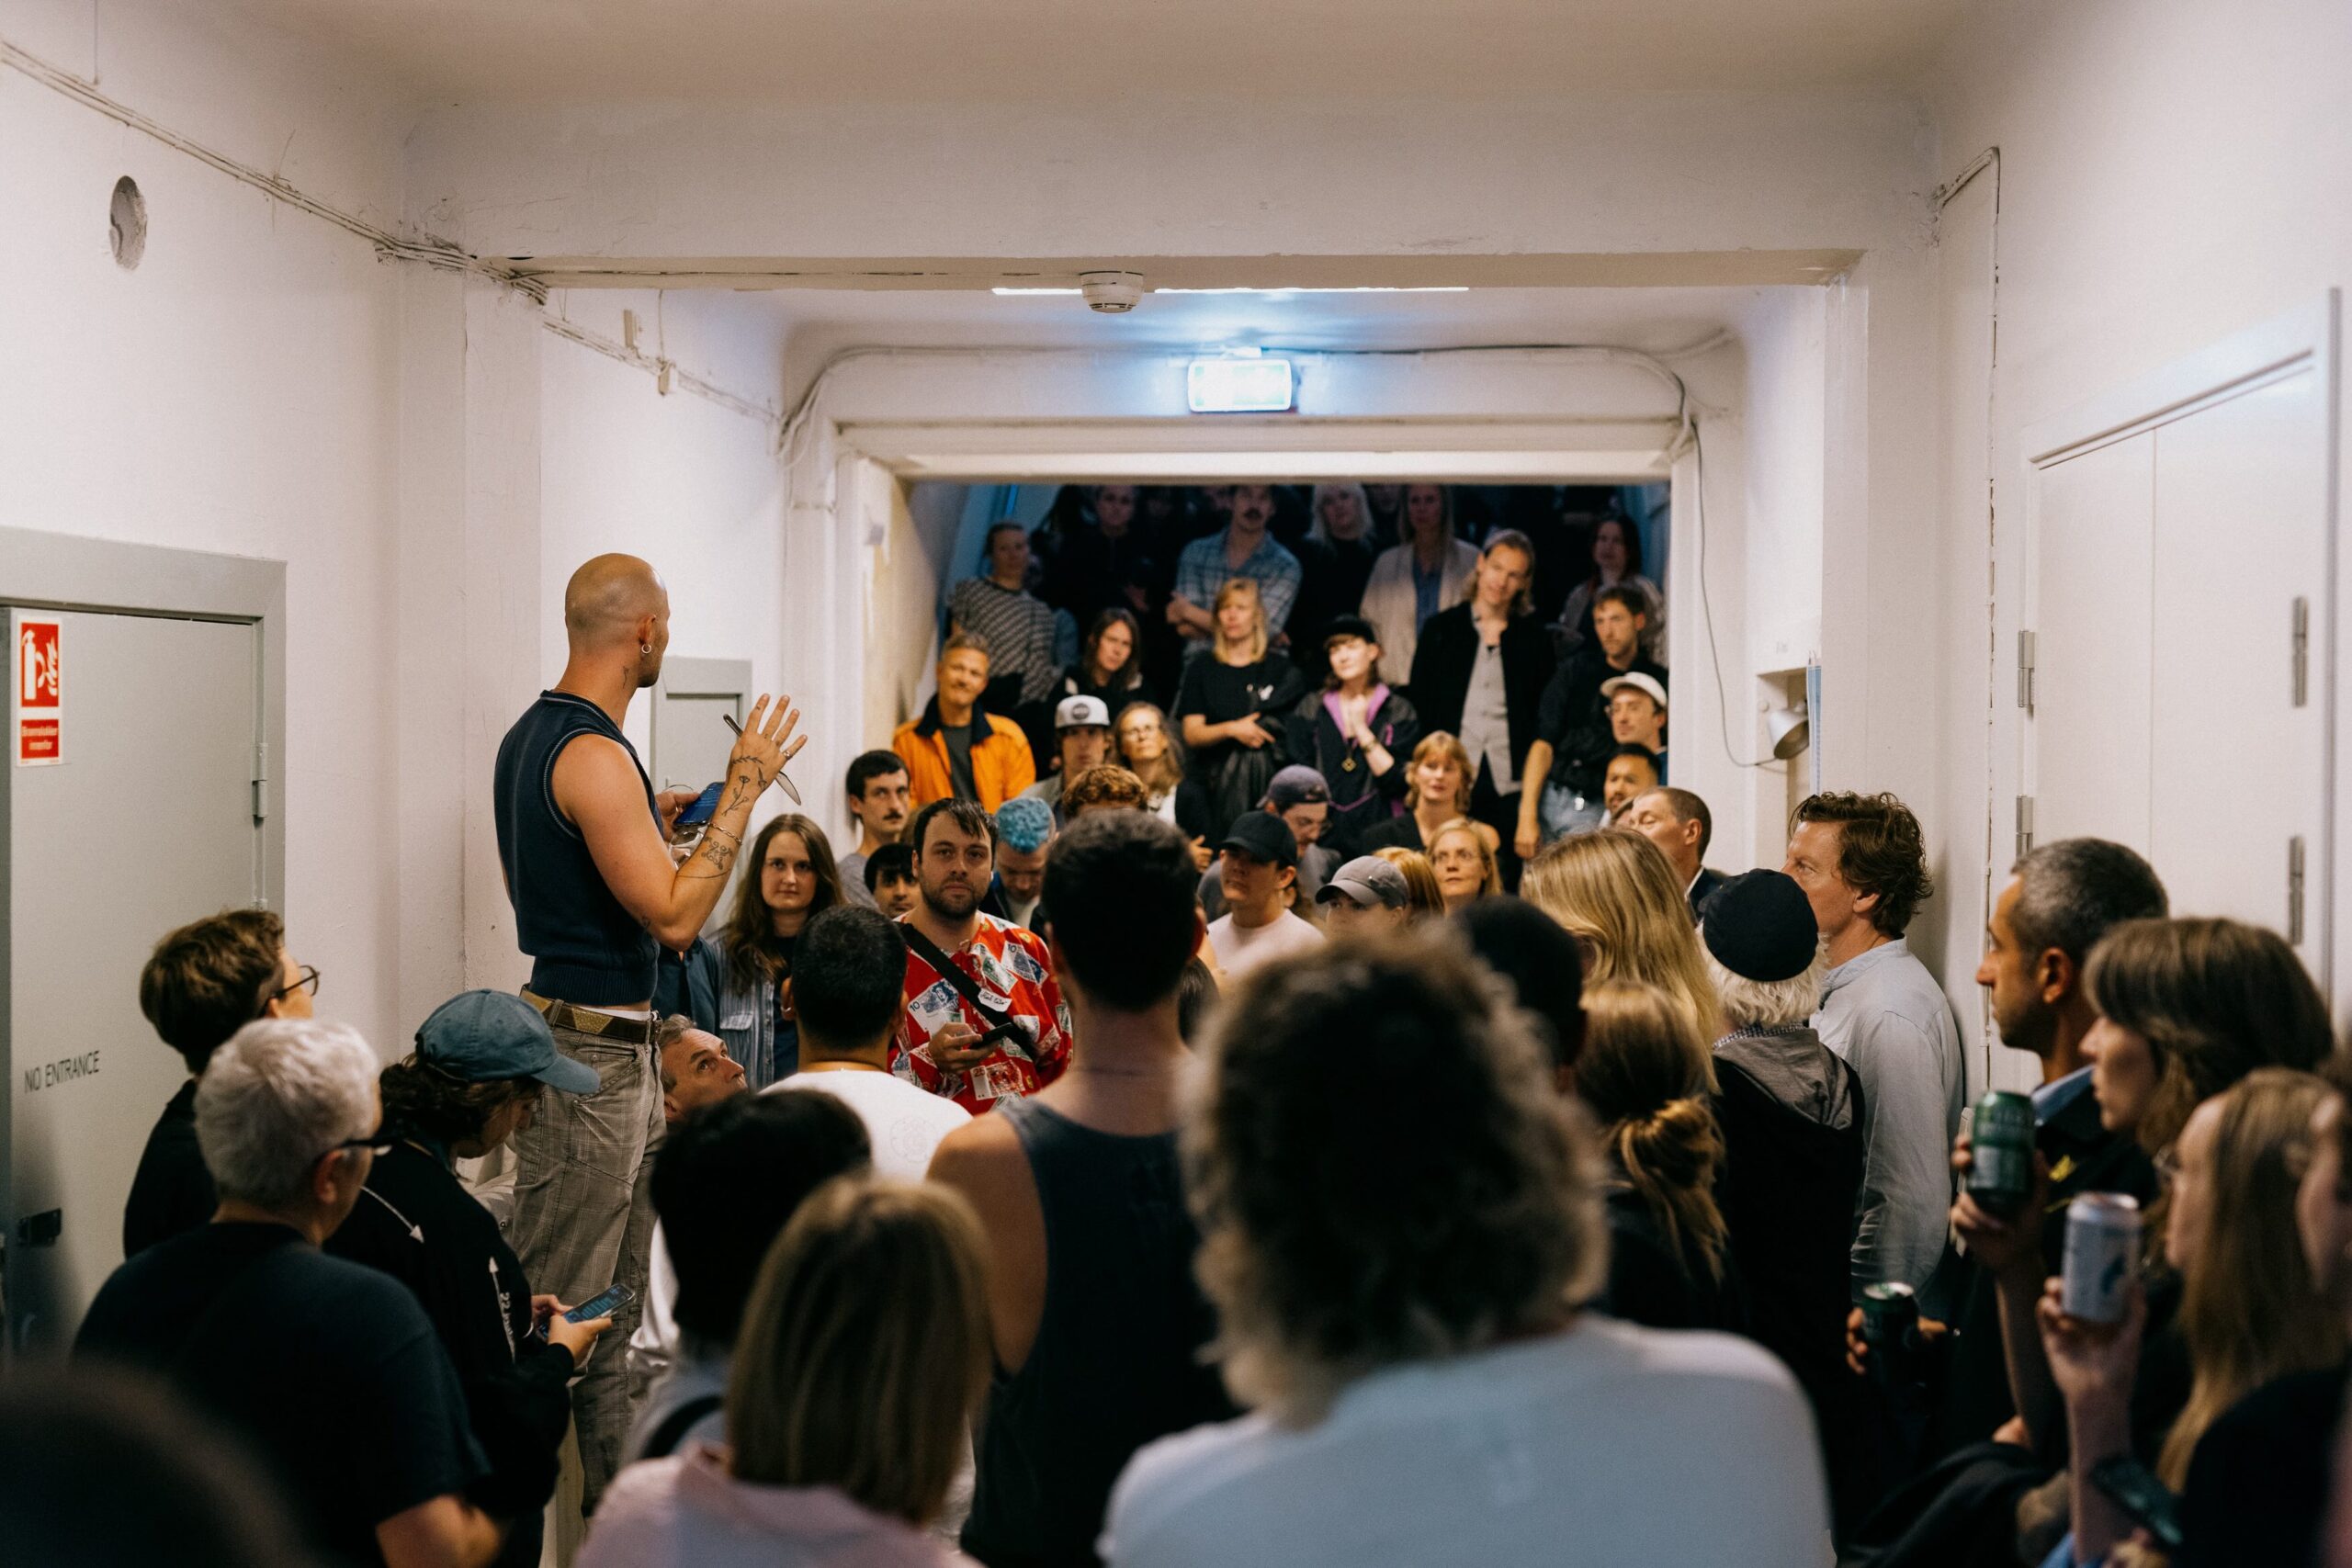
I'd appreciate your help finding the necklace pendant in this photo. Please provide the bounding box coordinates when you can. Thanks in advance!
[1341,757,1358,772]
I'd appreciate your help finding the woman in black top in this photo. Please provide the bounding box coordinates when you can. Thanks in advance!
[1058,607,1154,714]
[1405,529,1554,888]
[1284,614,1419,857]
[325,993,614,1568]
[1171,578,1306,841]
[1576,979,1744,1335]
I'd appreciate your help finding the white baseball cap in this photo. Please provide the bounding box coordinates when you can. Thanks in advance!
[1600,671,1668,710]
[1055,694,1112,730]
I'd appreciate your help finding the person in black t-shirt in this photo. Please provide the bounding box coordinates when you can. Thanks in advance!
[328,991,612,1568]
[125,907,320,1259]
[77,1017,501,1568]
[1171,578,1308,840]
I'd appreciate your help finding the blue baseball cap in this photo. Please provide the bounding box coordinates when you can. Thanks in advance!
[415,991,601,1095]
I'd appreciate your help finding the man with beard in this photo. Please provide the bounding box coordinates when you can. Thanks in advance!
[492,552,801,1508]
[888,798,1074,1115]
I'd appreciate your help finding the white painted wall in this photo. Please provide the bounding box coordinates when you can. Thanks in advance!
[0,7,794,1049]
[1926,0,2352,1016]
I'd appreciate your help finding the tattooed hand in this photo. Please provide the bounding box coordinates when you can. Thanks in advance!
[726,694,806,794]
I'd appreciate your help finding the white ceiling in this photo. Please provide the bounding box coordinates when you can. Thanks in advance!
[712,284,1765,364]
[223,0,1969,104]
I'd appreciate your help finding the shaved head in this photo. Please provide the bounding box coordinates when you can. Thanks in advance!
[563,554,671,686]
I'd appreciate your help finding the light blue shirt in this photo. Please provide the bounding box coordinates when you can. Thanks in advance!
[2034,1064,2095,1121]
[1814,936,1966,1295]
[1173,532,1303,649]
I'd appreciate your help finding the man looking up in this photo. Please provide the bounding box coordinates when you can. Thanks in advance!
[1782,790,1964,1296]
[1168,483,1303,655]
[127,908,318,1258]
[1198,764,1342,918]
[893,632,1037,810]
[992,796,1056,931]
[1521,585,1667,851]
[1620,787,1723,919]
[891,799,1074,1115]
[930,810,1238,1568]
[775,906,971,1179]
[656,1015,745,1123]
[836,750,912,908]
[493,551,801,1510]
[1206,811,1326,978]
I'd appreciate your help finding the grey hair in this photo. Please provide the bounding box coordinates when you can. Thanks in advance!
[196,1019,379,1212]
[1703,942,1828,1032]
[2010,838,2168,966]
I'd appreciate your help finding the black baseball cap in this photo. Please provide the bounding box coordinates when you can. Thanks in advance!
[1322,615,1379,649]
[1700,871,1819,983]
[1219,810,1298,869]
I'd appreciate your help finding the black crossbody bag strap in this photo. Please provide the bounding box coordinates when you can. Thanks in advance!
[898,924,1013,1032]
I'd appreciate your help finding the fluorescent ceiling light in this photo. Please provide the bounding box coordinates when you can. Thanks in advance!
[1153,287,1471,296]
[990,287,1084,296]
[1188,356,1295,414]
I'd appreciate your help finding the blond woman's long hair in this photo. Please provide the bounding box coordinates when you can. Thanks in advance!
[1522,830,1721,1085]
[1372,846,1446,921]
[2157,1068,2346,1486]
[1213,578,1271,666]
[1577,980,1730,1285]
[1406,732,1476,817]
[727,1179,990,1525]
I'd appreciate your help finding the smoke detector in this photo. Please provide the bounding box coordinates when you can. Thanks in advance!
[1080,271,1145,314]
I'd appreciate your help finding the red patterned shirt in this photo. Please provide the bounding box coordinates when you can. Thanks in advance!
[890,912,1074,1114]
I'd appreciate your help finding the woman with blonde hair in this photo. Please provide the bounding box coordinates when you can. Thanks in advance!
[1371,846,1445,921]
[1428,818,1500,914]
[1170,578,1307,840]
[1360,732,1497,857]
[580,1178,990,1567]
[2037,1069,2344,1566]
[1577,979,1743,1334]
[1521,830,1722,1051]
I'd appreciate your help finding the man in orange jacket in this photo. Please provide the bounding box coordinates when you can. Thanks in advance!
[893,632,1038,810]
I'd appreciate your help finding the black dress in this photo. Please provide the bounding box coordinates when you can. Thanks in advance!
[1171,654,1306,840]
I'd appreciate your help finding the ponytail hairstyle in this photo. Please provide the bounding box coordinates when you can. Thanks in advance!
[1573,979,1730,1284]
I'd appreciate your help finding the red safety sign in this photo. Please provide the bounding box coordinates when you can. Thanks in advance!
[17,616,62,765]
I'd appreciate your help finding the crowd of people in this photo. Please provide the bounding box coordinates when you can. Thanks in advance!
[18,544,2352,1568]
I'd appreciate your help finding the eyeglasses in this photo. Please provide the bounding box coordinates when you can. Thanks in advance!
[274,965,322,1001]
[322,1127,391,1163]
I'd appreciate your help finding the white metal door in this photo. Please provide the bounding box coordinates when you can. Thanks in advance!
[6,608,261,1351]
[650,657,751,795]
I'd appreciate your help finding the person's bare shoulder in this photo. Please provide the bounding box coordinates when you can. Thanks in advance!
[927,1110,1023,1187]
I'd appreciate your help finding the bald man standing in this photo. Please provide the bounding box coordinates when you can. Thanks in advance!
[493,554,803,1511]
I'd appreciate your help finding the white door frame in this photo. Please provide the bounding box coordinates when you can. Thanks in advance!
[2007,293,2342,1004]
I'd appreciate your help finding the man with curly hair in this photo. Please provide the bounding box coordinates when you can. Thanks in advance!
[1783,790,1964,1296]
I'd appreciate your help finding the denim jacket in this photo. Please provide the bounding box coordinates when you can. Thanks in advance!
[671,935,796,1089]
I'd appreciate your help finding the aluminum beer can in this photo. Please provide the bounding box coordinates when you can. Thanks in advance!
[2062,1192,2143,1324]
[1968,1090,2039,1215]
[1860,1281,1919,1389]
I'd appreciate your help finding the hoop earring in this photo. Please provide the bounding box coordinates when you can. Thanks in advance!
[639,643,652,655]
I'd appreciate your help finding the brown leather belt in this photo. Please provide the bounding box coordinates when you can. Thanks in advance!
[522,990,656,1046]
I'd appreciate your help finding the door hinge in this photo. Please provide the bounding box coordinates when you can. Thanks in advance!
[2015,795,2035,862]
[252,740,268,825]
[2289,835,2307,945]
[2017,629,2037,712]
[2291,597,2310,707]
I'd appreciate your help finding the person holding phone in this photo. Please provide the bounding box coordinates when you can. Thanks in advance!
[888,798,1073,1115]
[327,991,615,1568]
[492,553,805,1511]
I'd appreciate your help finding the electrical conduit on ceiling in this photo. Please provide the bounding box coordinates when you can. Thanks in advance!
[0,34,784,438]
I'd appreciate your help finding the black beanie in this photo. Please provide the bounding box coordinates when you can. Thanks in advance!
[1701,870,1818,983]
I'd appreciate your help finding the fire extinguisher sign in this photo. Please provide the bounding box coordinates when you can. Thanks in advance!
[15,612,62,766]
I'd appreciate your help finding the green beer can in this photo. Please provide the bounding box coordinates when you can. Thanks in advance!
[1967,1089,2038,1215]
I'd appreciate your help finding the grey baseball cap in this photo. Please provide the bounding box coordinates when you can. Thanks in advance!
[415,990,601,1095]
[1315,855,1411,910]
